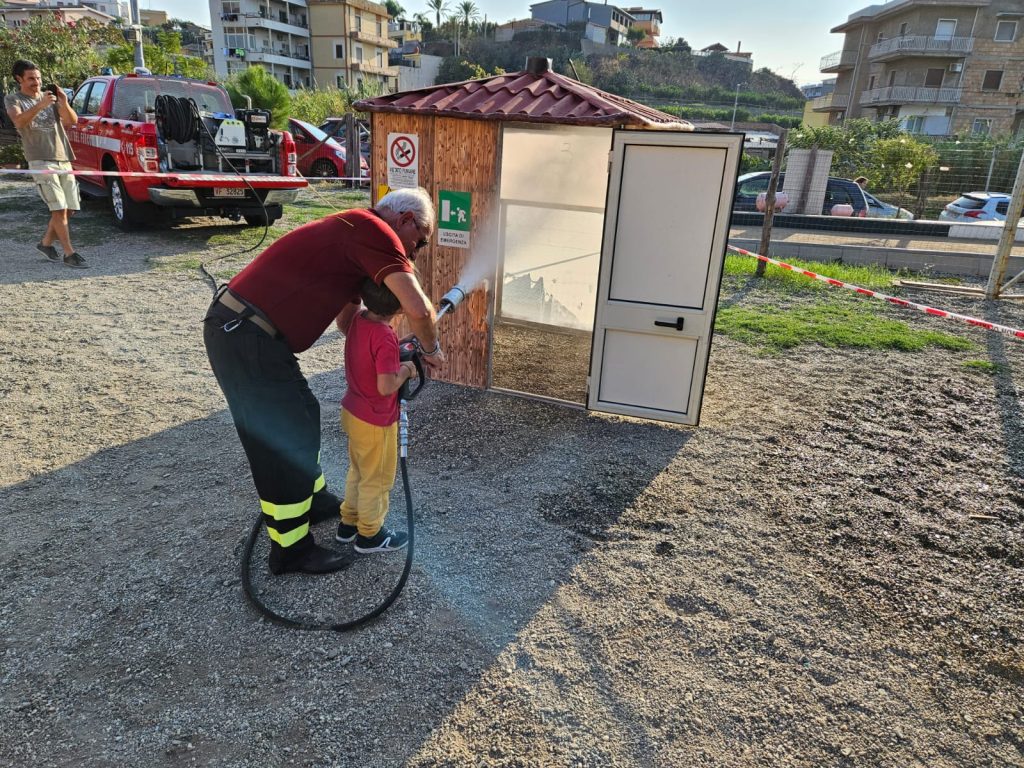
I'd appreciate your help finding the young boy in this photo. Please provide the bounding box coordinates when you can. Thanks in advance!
[336,278,418,553]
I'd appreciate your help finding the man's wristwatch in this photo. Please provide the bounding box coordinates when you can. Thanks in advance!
[421,339,442,356]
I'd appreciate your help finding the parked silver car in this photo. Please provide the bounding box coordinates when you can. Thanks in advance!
[863,190,914,220]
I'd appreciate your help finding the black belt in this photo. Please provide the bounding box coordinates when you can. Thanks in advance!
[215,288,279,338]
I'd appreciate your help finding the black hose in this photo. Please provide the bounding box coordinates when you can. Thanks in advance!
[154,95,199,143]
[239,456,416,631]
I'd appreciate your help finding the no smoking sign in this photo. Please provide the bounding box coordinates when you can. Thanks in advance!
[386,133,419,189]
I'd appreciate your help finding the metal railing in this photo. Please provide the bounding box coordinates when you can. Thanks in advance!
[348,29,398,48]
[869,35,973,58]
[811,92,850,111]
[860,85,962,105]
[819,50,857,71]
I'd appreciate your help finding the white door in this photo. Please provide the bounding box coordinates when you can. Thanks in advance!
[588,130,743,425]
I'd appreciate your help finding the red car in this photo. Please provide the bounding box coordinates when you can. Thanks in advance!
[288,118,368,179]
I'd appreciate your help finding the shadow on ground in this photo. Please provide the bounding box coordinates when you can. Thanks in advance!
[0,369,690,765]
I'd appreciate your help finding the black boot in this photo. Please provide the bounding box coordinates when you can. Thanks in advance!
[309,489,342,524]
[268,536,353,576]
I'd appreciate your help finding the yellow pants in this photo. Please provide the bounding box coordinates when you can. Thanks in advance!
[340,408,398,537]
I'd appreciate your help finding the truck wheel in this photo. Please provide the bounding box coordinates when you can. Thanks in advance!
[309,159,338,178]
[108,175,149,230]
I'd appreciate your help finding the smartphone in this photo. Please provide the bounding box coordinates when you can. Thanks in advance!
[46,84,60,97]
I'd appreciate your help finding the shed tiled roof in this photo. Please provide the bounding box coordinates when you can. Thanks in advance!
[354,69,692,130]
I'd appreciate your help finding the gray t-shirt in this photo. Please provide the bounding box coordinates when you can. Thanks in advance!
[4,91,75,163]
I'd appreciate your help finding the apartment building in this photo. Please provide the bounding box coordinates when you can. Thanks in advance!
[308,0,397,92]
[0,2,116,26]
[139,8,168,25]
[816,0,1024,137]
[623,7,661,48]
[0,0,124,21]
[530,0,636,46]
[209,0,312,87]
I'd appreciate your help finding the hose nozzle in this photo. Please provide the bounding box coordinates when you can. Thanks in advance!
[437,284,468,319]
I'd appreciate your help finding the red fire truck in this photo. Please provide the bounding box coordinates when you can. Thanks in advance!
[67,71,306,229]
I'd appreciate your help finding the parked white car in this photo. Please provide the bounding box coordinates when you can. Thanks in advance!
[939,192,1012,222]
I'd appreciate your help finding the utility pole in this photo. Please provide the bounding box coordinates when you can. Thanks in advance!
[731,82,746,130]
[129,0,146,69]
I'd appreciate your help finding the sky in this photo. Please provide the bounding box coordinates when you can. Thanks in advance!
[146,0,874,87]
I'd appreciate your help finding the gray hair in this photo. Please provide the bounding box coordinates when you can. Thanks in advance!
[375,187,435,232]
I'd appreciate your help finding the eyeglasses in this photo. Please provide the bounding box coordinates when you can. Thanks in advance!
[411,217,430,252]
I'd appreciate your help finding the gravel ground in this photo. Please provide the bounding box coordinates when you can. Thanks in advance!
[1,178,1023,767]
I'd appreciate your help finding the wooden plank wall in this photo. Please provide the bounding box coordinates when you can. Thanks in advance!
[369,113,500,389]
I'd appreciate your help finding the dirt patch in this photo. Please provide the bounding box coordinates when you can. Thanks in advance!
[1,177,1022,766]
[491,319,591,404]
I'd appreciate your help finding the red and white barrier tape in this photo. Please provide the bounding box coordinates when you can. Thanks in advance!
[728,244,1024,341]
[0,167,367,183]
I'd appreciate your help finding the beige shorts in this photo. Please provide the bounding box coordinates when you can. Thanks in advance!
[28,160,81,212]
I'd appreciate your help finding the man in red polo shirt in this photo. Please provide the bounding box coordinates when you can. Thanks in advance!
[204,187,444,576]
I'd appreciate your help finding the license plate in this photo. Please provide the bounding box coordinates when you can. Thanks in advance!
[213,187,246,198]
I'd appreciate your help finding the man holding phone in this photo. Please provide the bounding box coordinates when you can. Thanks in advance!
[4,59,87,269]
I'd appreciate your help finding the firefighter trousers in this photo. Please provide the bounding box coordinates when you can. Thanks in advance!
[203,301,327,552]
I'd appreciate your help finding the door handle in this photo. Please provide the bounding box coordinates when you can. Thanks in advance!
[654,317,685,331]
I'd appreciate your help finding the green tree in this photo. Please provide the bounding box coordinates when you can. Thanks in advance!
[292,86,354,125]
[106,31,210,78]
[455,0,479,32]
[437,58,487,83]
[788,118,903,176]
[627,26,646,46]
[868,135,939,207]
[0,16,122,89]
[425,0,449,28]
[385,0,406,19]
[224,66,292,129]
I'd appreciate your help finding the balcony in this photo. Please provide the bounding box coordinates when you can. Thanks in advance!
[350,60,399,76]
[820,50,857,72]
[245,47,312,67]
[349,29,398,48]
[811,93,850,112]
[244,15,308,35]
[859,85,962,106]
[869,35,973,61]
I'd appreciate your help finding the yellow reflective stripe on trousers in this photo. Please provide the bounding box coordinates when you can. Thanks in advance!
[260,496,311,521]
[314,452,325,493]
[266,521,309,547]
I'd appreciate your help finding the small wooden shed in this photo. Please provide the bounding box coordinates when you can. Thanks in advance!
[355,58,743,425]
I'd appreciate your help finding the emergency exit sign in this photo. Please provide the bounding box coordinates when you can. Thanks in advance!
[437,190,471,249]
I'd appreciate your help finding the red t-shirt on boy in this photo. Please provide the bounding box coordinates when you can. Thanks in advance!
[341,310,401,427]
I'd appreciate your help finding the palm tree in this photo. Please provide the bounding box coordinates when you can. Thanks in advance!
[385,0,405,20]
[456,0,479,32]
[425,0,448,28]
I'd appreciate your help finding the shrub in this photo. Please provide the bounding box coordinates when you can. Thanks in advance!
[0,142,25,167]
[224,66,291,129]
